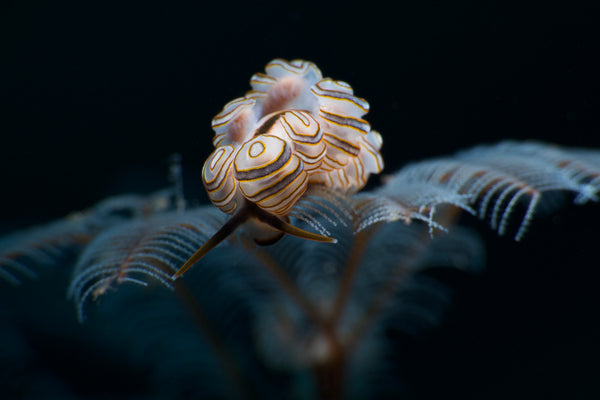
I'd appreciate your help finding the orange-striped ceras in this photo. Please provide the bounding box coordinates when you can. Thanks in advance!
[173,59,383,278]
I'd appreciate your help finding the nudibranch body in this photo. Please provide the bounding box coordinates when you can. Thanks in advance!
[174,59,383,278]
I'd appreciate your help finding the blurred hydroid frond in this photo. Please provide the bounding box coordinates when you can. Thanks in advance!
[0,189,176,285]
[58,179,486,398]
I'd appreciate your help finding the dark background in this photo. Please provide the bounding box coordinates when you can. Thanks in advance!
[2,1,600,398]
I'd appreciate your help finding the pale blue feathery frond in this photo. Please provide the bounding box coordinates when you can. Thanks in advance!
[368,141,600,240]
[0,189,176,285]
[67,206,226,321]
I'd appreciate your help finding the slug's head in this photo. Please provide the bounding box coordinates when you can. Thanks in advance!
[172,59,383,279]
[207,110,326,209]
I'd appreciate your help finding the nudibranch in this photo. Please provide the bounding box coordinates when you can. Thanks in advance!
[173,59,383,278]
